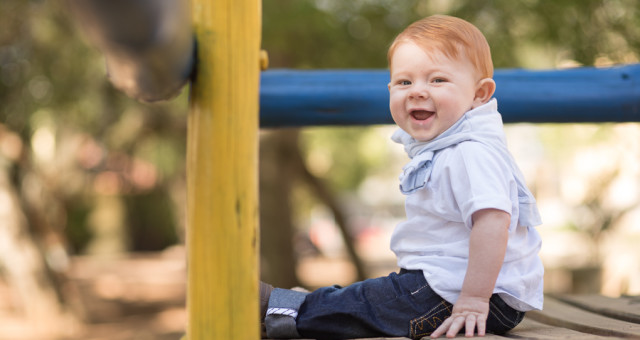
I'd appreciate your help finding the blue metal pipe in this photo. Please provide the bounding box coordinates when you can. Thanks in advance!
[259,64,640,127]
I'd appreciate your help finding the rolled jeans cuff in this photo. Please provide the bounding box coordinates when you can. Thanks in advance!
[265,288,309,339]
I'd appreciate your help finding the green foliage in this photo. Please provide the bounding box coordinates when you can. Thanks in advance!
[263,0,396,68]
[65,200,94,253]
[125,188,179,251]
[302,126,392,191]
[265,0,640,69]
[1,0,188,253]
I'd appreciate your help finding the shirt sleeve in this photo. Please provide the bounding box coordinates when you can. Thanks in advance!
[444,141,514,229]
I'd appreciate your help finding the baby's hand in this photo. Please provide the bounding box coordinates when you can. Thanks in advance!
[431,295,489,338]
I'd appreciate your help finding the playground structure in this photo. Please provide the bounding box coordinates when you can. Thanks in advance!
[72,0,261,338]
[69,1,640,339]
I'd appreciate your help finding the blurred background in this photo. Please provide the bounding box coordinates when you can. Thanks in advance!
[2,0,640,339]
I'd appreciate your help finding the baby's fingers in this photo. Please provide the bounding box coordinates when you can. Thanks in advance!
[464,314,477,337]
[431,313,487,338]
[475,314,487,336]
[430,316,453,338]
[464,313,487,337]
[431,314,465,338]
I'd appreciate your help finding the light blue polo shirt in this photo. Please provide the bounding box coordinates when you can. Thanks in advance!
[390,99,544,311]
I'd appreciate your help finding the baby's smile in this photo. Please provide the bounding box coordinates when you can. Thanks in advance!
[410,109,434,121]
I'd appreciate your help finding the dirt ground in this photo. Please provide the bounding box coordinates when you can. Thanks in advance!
[0,247,187,340]
[0,246,382,340]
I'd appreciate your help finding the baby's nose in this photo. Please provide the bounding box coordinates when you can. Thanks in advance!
[409,85,428,99]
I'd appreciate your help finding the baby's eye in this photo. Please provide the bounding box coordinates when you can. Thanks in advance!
[432,78,446,83]
[399,80,412,85]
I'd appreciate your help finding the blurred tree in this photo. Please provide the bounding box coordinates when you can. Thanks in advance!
[0,0,187,330]
[259,130,301,288]
[0,126,74,336]
[537,124,640,293]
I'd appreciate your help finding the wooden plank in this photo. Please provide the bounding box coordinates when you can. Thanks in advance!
[347,316,631,340]
[274,307,637,340]
[553,294,640,324]
[290,330,512,339]
[526,296,640,338]
[347,335,509,340]
[416,335,508,339]
[508,318,626,339]
[187,0,262,339]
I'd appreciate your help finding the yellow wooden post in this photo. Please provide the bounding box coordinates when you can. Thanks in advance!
[187,0,261,339]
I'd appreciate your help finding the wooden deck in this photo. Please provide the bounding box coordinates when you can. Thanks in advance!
[518,294,640,339]
[292,294,640,339]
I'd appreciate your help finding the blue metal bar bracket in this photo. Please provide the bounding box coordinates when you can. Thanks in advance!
[259,64,640,127]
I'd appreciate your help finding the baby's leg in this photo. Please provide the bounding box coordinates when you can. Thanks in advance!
[485,294,526,335]
[260,281,274,319]
[264,270,451,339]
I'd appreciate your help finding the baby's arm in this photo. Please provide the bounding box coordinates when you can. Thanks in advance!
[431,208,510,338]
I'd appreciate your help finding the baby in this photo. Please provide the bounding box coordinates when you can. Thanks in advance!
[261,15,543,339]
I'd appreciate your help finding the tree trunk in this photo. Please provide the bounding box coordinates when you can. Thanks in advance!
[0,158,75,336]
[290,143,368,282]
[259,129,368,287]
[259,130,301,288]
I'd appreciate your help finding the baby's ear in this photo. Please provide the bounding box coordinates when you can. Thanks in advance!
[472,78,496,108]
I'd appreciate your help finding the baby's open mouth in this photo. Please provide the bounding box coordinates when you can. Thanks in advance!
[410,110,434,121]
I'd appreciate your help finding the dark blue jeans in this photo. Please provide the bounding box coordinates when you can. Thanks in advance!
[265,270,524,339]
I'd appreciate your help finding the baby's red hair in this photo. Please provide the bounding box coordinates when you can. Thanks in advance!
[388,15,494,79]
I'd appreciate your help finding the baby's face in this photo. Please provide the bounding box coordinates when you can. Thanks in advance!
[388,41,480,142]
